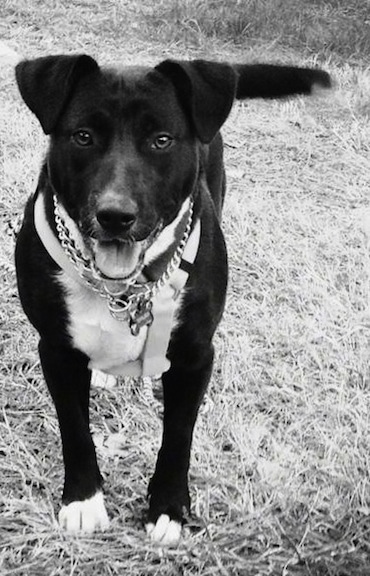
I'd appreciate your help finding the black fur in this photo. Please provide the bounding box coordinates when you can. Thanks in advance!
[15,55,330,533]
[234,63,331,99]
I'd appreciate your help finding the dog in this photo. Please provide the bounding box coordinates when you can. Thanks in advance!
[14,55,330,545]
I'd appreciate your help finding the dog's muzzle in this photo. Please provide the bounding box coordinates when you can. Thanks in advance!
[90,220,163,281]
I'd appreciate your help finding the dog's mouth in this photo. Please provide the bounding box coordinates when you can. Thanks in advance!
[91,238,145,280]
[90,222,163,280]
[54,194,193,283]
[53,194,165,282]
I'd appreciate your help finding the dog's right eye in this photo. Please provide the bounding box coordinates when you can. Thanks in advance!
[72,130,93,147]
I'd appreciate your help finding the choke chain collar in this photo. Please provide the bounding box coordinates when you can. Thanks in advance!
[53,195,194,335]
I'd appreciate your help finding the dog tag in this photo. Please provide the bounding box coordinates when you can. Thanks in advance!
[130,300,154,336]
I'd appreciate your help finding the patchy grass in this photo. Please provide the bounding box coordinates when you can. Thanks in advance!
[2,0,370,575]
[3,0,370,64]
[140,0,370,64]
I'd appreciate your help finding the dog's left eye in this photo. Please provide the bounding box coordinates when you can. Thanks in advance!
[151,134,174,151]
[72,130,93,147]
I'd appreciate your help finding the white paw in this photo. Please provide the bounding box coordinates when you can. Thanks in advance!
[146,514,182,546]
[58,491,110,534]
[91,370,117,389]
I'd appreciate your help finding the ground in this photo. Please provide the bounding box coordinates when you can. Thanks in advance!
[1,1,370,575]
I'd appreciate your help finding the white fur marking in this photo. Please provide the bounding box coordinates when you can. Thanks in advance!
[57,198,192,377]
[146,514,182,546]
[58,272,147,374]
[58,492,109,534]
[91,370,117,389]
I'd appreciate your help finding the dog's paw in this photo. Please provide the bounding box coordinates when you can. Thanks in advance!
[91,370,117,389]
[146,514,182,546]
[58,491,110,534]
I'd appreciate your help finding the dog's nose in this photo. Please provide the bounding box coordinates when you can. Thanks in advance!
[96,208,137,234]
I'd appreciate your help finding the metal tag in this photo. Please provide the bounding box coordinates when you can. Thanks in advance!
[129,300,154,336]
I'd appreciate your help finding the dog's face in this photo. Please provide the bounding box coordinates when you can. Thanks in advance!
[49,67,201,277]
[16,55,237,277]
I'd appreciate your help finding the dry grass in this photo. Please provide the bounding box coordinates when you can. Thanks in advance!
[141,0,370,64]
[2,1,370,574]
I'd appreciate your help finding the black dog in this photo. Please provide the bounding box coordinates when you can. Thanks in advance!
[15,55,330,545]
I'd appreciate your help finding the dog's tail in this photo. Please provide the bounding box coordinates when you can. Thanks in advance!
[233,64,331,100]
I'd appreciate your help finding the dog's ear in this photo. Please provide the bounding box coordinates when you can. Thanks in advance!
[15,54,99,134]
[156,59,237,144]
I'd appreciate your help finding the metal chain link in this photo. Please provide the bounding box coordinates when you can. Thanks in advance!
[53,195,194,325]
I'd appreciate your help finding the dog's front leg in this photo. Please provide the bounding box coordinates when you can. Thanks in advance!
[146,345,213,545]
[38,339,109,533]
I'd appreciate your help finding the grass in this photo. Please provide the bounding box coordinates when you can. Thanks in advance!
[141,0,370,64]
[1,0,370,574]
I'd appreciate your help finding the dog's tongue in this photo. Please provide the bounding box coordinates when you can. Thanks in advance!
[93,241,142,279]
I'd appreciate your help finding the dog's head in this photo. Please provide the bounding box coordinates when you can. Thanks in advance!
[15,55,237,278]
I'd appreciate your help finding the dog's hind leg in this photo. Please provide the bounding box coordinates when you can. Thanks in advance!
[38,340,109,533]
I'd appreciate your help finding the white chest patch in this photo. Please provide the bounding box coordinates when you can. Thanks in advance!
[58,272,147,375]
[54,196,196,377]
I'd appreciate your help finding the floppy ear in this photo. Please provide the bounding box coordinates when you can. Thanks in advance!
[15,54,99,134]
[156,59,237,144]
